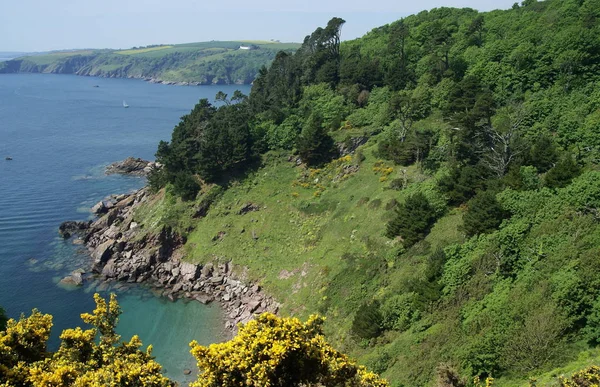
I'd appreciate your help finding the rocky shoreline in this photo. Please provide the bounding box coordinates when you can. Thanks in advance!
[105,157,157,176]
[60,188,279,335]
[142,77,249,86]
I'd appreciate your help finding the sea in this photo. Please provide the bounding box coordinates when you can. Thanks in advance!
[0,73,251,384]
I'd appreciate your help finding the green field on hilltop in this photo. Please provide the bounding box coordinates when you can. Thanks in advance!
[0,41,300,84]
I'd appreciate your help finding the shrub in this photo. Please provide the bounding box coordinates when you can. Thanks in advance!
[147,166,168,193]
[385,199,399,210]
[369,199,383,209]
[0,294,170,386]
[501,305,568,372]
[170,172,201,201]
[560,365,600,386]
[583,295,600,345]
[389,178,405,191]
[435,363,468,387]
[191,313,388,387]
[438,164,491,206]
[544,155,582,189]
[461,191,508,237]
[358,197,371,206]
[378,129,433,166]
[527,135,558,173]
[380,293,419,331]
[351,301,384,339]
[386,192,438,247]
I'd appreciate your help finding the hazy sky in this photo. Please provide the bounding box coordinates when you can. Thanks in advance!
[1,0,518,52]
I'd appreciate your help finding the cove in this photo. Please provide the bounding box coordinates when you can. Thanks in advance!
[0,74,251,383]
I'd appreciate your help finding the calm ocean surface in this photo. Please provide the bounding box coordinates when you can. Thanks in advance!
[0,74,251,383]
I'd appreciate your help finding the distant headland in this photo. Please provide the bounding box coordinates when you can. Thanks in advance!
[0,41,299,85]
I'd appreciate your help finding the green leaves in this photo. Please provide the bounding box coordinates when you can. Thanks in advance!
[461,191,508,237]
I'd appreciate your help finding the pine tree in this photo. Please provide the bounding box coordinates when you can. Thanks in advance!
[296,113,336,166]
[351,301,383,339]
[386,192,437,246]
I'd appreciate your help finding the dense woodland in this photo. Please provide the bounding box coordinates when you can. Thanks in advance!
[3,0,600,385]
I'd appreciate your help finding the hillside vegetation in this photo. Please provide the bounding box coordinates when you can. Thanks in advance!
[143,0,600,385]
[3,0,600,385]
[0,41,299,85]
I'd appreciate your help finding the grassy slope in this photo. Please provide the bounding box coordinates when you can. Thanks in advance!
[132,135,459,377]
[131,134,600,386]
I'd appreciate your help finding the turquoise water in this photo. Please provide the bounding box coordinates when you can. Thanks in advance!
[0,74,251,383]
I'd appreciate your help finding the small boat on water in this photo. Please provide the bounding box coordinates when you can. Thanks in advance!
[93,85,100,88]
[123,100,129,108]
[5,156,12,160]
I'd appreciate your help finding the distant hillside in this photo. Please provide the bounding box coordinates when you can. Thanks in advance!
[0,41,300,85]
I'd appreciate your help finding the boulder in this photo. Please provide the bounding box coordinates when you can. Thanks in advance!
[201,263,213,277]
[101,259,117,278]
[59,273,83,287]
[115,195,135,208]
[58,221,90,238]
[91,208,119,229]
[92,240,114,264]
[195,293,213,304]
[238,202,260,215]
[91,201,108,215]
[70,272,84,286]
[247,300,261,313]
[180,261,200,282]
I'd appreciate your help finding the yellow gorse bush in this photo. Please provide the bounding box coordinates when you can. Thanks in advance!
[0,294,171,387]
[0,294,390,387]
[189,313,389,387]
[558,365,600,386]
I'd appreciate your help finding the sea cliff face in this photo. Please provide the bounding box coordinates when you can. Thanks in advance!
[61,188,280,333]
[0,47,282,85]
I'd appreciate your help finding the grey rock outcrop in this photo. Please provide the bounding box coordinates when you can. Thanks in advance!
[58,220,91,238]
[105,157,158,176]
[66,187,279,334]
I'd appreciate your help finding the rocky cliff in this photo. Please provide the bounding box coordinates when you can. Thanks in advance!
[60,188,280,333]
